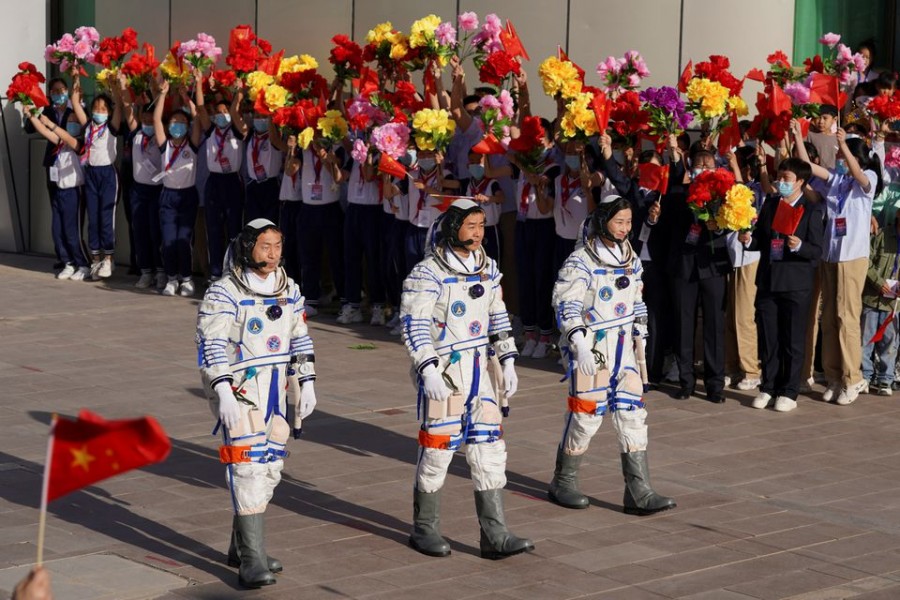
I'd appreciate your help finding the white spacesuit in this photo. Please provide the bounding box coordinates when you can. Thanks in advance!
[196,218,317,588]
[548,197,676,516]
[401,199,534,560]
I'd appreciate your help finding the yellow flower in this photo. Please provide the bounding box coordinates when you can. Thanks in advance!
[367,22,394,45]
[560,78,583,100]
[560,92,598,140]
[717,183,758,231]
[727,95,749,117]
[410,14,441,49]
[412,108,456,151]
[95,68,116,90]
[264,84,289,111]
[390,39,409,60]
[246,71,275,100]
[538,56,580,99]
[686,78,729,120]
[317,109,349,141]
[297,127,315,150]
[278,54,319,77]
[415,133,436,151]
[160,52,188,83]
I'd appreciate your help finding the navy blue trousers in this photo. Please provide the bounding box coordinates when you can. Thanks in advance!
[516,218,556,334]
[83,164,118,255]
[279,201,303,284]
[244,178,280,225]
[205,172,245,277]
[159,187,199,279]
[344,204,385,306]
[130,182,162,273]
[381,216,408,308]
[53,186,88,268]
[299,202,344,306]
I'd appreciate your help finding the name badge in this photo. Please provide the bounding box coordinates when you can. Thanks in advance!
[770,238,785,261]
[310,183,323,201]
[219,156,231,173]
[254,163,267,180]
[638,223,651,243]
[49,166,59,182]
[685,223,702,245]
[834,217,847,238]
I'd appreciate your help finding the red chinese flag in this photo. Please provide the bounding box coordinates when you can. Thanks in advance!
[658,164,670,195]
[472,133,507,155]
[378,152,408,179]
[745,68,766,83]
[771,200,805,236]
[229,25,253,55]
[558,46,585,82]
[430,194,461,213]
[808,73,847,108]
[768,84,792,116]
[638,163,664,193]
[870,310,897,343]
[797,117,811,138]
[717,110,743,156]
[46,411,171,502]
[500,20,529,61]
[678,60,693,93]
[591,91,611,132]
[253,88,270,116]
[258,49,284,76]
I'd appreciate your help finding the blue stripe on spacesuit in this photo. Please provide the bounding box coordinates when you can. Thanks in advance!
[238,298,297,306]
[442,274,483,283]
[266,367,280,421]
[461,350,481,442]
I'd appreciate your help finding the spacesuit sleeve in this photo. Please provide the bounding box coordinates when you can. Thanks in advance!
[196,283,239,391]
[553,253,592,343]
[632,255,649,338]
[486,260,518,362]
[288,283,316,383]
[399,262,442,374]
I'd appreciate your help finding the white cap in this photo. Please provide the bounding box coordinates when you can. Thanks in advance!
[246,218,277,230]
[599,194,623,205]
[450,198,479,211]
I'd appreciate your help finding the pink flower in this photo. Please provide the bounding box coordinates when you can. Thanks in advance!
[884,146,900,169]
[75,26,99,43]
[498,89,514,118]
[819,32,841,48]
[458,12,479,32]
[73,39,93,60]
[57,34,75,53]
[500,125,511,147]
[44,45,56,62]
[436,22,457,47]
[351,139,369,163]
[483,13,502,35]
[835,43,852,64]
[784,82,811,105]
[479,94,501,111]
[627,73,641,87]
[474,13,503,52]
[372,122,410,159]
[852,52,867,73]
[596,55,619,79]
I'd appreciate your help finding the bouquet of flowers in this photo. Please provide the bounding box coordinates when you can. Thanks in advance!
[408,14,457,68]
[639,86,693,140]
[244,70,275,102]
[372,121,411,159]
[94,27,138,71]
[273,99,324,145]
[45,26,99,74]
[596,50,649,96]
[716,183,758,232]
[226,25,272,79]
[411,108,455,152]
[477,90,515,142]
[687,169,736,222]
[508,115,547,173]
[560,91,600,142]
[178,33,222,75]
[610,90,650,144]
[160,42,191,86]
[121,43,159,99]
[317,110,349,149]
[329,35,363,84]
[7,62,48,117]
[746,90,793,146]
[346,96,390,135]
[763,50,801,88]
[364,21,410,81]
[478,50,520,89]
[538,55,582,100]
[210,68,237,92]
[805,32,866,86]
[866,91,900,127]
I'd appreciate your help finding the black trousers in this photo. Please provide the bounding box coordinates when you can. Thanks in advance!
[642,261,673,383]
[756,288,810,400]
[673,273,726,394]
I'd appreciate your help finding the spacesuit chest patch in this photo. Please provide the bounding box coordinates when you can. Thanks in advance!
[266,335,282,352]
[614,302,627,316]
[247,318,264,334]
[451,301,466,317]
[468,320,483,336]
[598,286,613,302]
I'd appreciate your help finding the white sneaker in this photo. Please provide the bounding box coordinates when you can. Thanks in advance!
[520,337,537,358]
[161,278,178,296]
[336,305,363,324]
[56,264,76,280]
[97,257,113,278]
[532,340,550,359]
[370,305,385,326]
[737,377,761,391]
[774,396,798,412]
[389,322,403,336]
[178,279,195,297]
[836,381,867,406]
[304,304,318,317]
[724,375,733,388]
[135,273,154,288]
[822,384,840,403]
[386,313,400,329]
[155,271,167,290]
[798,377,815,394]
[69,266,90,281]
[750,392,773,409]
[90,261,103,281]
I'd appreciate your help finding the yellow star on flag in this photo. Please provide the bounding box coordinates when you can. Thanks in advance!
[70,445,95,471]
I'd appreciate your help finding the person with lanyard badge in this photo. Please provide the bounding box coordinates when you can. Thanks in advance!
[795,121,883,405]
[297,134,346,317]
[122,86,165,290]
[861,205,900,396]
[196,218,317,588]
[466,149,506,262]
[512,118,556,359]
[71,69,122,280]
[233,87,286,224]
[548,196,676,516]
[278,135,303,283]
[404,147,459,273]
[400,198,534,560]
[152,79,202,297]
[381,154,413,334]
[26,107,90,281]
[24,76,74,272]
[338,140,386,326]
[198,92,245,283]
[739,158,826,412]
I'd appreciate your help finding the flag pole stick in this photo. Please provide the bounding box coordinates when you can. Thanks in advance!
[37,415,57,566]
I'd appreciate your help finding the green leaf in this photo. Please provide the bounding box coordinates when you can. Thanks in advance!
[349,343,377,350]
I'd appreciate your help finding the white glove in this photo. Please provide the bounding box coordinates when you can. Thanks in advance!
[502,359,518,399]
[299,380,317,419]
[421,363,452,402]
[215,381,242,431]
[570,330,597,376]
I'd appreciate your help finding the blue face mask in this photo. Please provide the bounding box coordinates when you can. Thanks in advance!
[51,92,68,106]
[691,168,704,179]
[777,181,795,198]
[213,113,231,129]
[92,112,108,125]
[141,124,154,137]
[835,159,849,176]
[418,157,436,172]
[253,118,269,134]
[66,122,82,137]
[468,164,485,180]
[168,122,188,139]
[565,154,581,171]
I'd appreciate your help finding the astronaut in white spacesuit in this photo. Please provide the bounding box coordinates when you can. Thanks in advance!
[400,199,534,560]
[548,196,676,516]
[196,218,317,588]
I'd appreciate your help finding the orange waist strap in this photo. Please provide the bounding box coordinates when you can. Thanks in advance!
[219,445,252,464]
[568,396,600,414]
[418,429,453,450]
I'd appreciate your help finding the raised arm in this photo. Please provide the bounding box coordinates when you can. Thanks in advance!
[153,79,169,147]
[196,75,211,132]
[70,70,87,126]
[836,127,872,192]
[792,119,830,180]
[230,87,249,138]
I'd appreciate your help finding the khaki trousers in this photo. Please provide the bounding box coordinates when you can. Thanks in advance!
[725,261,761,378]
[802,265,823,381]
[820,258,867,387]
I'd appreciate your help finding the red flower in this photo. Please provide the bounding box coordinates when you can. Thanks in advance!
[225,25,271,76]
[330,35,363,73]
[384,81,423,112]
[610,90,650,139]
[95,28,139,68]
[694,54,743,96]
[273,100,324,132]
[478,51,521,86]
[868,91,900,121]
[767,50,790,68]
[211,69,237,90]
[122,43,159,77]
[7,63,49,112]
[508,116,545,152]
[803,55,824,74]
[280,70,328,99]
[687,169,736,210]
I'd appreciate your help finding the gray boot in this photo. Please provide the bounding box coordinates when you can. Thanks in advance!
[409,489,451,557]
[234,514,277,588]
[227,516,283,573]
[621,451,676,516]
[474,489,535,560]
[548,448,589,509]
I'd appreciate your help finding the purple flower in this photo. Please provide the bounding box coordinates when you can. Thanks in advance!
[784,82,811,105]
[351,139,369,163]
[458,12,479,32]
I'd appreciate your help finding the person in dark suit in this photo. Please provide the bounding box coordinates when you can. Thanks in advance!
[739,158,826,412]
[667,150,732,403]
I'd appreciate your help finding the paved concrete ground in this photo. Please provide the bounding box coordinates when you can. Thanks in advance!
[3,253,900,600]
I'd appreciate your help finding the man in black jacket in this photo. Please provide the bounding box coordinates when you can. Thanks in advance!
[740,158,826,412]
